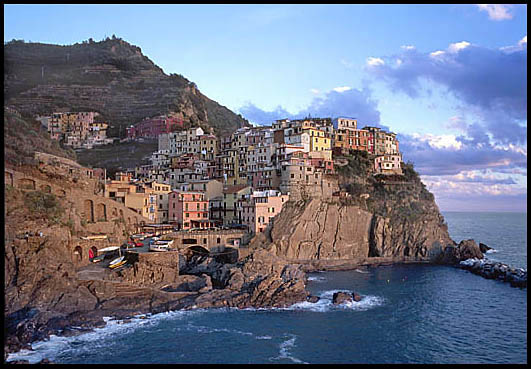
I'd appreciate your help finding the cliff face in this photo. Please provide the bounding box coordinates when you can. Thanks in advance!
[256,151,455,266]
[4,38,250,137]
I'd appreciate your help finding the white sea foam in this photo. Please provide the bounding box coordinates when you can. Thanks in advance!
[271,335,308,364]
[307,275,326,281]
[287,289,385,313]
[486,249,498,254]
[355,269,370,274]
[6,309,200,363]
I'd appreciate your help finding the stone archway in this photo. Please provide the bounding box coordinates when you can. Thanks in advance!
[5,171,13,187]
[95,203,107,222]
[18,178,36,190]
[89,246,98,261]
[73,246,83,263]
[40,184,52,193]
[119,209,124,219]
[84,199,94,223]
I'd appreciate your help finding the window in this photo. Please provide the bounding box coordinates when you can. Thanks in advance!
[186,213,189,218]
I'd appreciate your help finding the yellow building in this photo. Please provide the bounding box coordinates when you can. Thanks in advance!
[199,134,219,161]
[303,127,331,152]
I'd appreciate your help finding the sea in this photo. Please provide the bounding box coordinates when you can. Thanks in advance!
[7,212,527,364]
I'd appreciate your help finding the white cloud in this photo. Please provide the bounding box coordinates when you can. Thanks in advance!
[401,45,416,50]
[500,35,527,53]
[310,88,320,94]
[411,133,463,150]
[429,50,445,58]
[396,58,402,66]
[332,86,351,93]
[448,41,471,53]
[366,57,385,66]
[476,4,513,21]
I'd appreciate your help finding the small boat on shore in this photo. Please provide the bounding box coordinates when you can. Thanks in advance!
[131,234,145,241]
[109,256,126,269]
[149,239,174,252]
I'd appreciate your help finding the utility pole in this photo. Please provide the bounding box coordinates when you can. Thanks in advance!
[104,168,107,197]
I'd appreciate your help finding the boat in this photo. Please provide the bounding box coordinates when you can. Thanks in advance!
[98,246,120,253]
[109,256,125,269]
[91,254,105,263]
[149,240,173,252]
[149,244,169,252]
[151,236,160,241]
[131,234,145,240]
[110,259,127,269]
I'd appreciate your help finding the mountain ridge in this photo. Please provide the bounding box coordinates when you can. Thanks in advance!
[4,37,250,137]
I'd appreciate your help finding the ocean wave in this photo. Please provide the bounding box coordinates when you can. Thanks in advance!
[307,275,326,281]
[270,334,308,364]
[355,269,370,274]
[486,249,498,254]
[6,309,202,364]
[287,289,385,313]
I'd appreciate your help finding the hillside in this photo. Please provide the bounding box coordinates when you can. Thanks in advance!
[4,37,250,138]
[4,108,77,168]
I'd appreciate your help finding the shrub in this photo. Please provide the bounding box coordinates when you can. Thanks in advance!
[24,190,64,224]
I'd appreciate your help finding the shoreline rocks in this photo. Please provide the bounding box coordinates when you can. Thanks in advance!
[459,258,527,288]
[332,291,362,304]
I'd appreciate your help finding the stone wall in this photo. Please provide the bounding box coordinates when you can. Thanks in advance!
[119,251,181,288]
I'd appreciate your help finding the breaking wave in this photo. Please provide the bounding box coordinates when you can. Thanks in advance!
[287,289,385,313]
[270,334,308,364]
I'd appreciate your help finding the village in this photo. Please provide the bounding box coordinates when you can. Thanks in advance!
[30,112,403,268]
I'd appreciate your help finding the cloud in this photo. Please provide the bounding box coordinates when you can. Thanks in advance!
[476,4,513,21]
[401,45,416,50]
[332,86,351,93]
[310,88,320,94]
[238,86,382,127]
[366,39,527,145]
[366,57,385,67]
[398,131,527,176]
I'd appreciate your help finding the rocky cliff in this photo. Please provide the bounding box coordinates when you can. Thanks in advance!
[4,37,250,137]
[253,150,455,268]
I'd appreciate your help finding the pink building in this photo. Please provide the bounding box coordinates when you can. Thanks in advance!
[126,115,184,139]
[168,191,213,230]
[237,190,289,234]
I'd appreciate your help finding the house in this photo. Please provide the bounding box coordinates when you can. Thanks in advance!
[237,190,289,234]
[168,191,212,230]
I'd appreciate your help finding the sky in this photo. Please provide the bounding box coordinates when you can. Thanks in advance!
[4,4,527,212]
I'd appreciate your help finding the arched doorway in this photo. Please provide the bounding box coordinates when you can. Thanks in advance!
[18,178,35,190]
[5,171,13,187]
[96,203,107,221]
[40,184,52,193]
[73,246,83,262]
[89,246,98,261]
[84,199,94,223]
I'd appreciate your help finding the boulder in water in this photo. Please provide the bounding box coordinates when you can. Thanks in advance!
[307,295,320,303]
[332,291,353,304]
[479,242,492,253]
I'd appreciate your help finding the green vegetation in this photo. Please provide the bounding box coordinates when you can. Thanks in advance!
[76,138,158,172]
[336,152,437,225]
[24,190,64,224]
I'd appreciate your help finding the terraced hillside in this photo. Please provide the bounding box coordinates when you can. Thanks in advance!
[4,37,250,138]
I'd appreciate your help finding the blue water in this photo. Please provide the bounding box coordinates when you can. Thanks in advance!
[7,212,527,364]
[442,211,527,269]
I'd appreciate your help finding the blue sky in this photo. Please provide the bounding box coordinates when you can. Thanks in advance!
[4,4,527,212]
